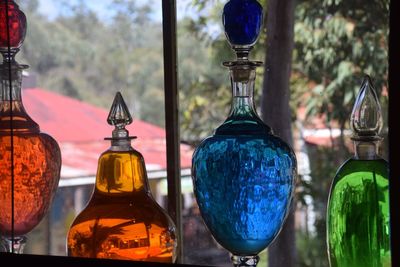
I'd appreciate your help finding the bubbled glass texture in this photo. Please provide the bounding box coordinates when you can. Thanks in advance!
[192,125,296,255]
[0,134,60,236]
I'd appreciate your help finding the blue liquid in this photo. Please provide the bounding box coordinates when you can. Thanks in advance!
[192,120,297,255]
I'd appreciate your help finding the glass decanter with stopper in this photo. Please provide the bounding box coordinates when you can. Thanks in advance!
[0,0,61,253]
[326,75,391,267]
[67,92,177,262]
[191,1,297,266]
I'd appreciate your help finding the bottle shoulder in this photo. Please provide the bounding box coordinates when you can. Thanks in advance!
[38,132,61,150]
[99,146,143,156]
[329,157,389,191]
[97,147,145,165]
[215,113,272,136]
[0,101,40,133]
[334,157,389,177]
[195,128,295,156]
[0,132,61,158]
[94,145,152,195]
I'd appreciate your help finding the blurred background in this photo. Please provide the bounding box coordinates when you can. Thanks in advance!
[12,0,388,266]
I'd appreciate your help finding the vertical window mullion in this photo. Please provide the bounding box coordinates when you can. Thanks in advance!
[161,0,183,262]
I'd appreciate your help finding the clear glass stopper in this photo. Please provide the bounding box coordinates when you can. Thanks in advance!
[350,75,383,140]
[106,92,135,141]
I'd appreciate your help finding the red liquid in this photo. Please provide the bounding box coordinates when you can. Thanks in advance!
[0,134,61,236]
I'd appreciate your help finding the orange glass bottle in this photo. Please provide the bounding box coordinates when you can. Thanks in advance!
[67,92,177,262]
[0,0,61,253]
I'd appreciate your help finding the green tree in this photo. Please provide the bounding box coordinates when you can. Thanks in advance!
[15,0,389,264]
[179,1,266,144]
[292,0,389,160]
[292,1,389,266]
[19,0,168,126]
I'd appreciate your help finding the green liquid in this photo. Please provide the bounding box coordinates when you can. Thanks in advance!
[327,158,391,267]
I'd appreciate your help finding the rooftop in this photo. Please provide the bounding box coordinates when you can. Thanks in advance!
[22,88,193,179]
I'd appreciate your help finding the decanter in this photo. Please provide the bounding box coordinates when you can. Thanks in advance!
[326,76,391,267]
[0,0,61,253]
[191,1,297,266]
[67,92,177,262]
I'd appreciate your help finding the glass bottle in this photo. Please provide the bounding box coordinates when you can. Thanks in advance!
[191,1,297,266]
[326,76,391,267]
[67,92,177,262]
[0,0,61,253]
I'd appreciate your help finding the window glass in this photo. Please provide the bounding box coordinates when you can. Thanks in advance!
[1,1,389,267]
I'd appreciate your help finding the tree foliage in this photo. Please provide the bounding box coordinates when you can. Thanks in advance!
[292,1,389,266]
[186,1,389,266]
[179,0,267,144]
[293,0,389,133]
[14,0,389,265]
[18,0,166,125]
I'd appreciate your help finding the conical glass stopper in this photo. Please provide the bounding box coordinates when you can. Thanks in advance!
[106,92,135,141]
[67,92,178,262]
[350,75,383,140]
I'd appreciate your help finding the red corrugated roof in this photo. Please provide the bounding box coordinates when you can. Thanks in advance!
[22,88,193,178]
[23,88,166,142]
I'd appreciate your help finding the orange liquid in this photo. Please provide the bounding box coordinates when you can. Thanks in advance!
[67,149,177,262]
[0,134,61,236]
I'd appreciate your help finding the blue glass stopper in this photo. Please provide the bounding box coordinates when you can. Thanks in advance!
[223,0,263,47]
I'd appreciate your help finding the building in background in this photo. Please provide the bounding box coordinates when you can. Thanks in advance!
[20,84,350,264]
[21,86,194,256]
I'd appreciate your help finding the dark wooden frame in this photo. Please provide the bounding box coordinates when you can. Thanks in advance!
[162,0,183,262]
[388,0,399,266]
[1,0,186,265]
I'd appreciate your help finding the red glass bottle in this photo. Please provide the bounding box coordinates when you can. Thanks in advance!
[0,0,61,253]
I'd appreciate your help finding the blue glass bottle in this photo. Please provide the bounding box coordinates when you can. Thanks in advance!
[192,1,297,266]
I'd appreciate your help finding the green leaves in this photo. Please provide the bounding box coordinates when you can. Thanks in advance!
[292,2,389,266]
[19,1,169,125]
[293,0,388,131]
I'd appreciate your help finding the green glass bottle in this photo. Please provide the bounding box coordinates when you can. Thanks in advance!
[326,75,391,267]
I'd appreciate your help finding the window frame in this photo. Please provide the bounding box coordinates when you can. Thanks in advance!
[388,1,399,266]
[1,0,185,265]
[1,0,398,266]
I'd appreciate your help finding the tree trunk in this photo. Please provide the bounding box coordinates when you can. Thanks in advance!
[260,0,296,266]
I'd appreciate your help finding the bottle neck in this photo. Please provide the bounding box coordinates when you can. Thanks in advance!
[229,67,257,117]
[1,64,22,101]
[354,140,380,160]
[0,62,39,133]
[215,65,271,135]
